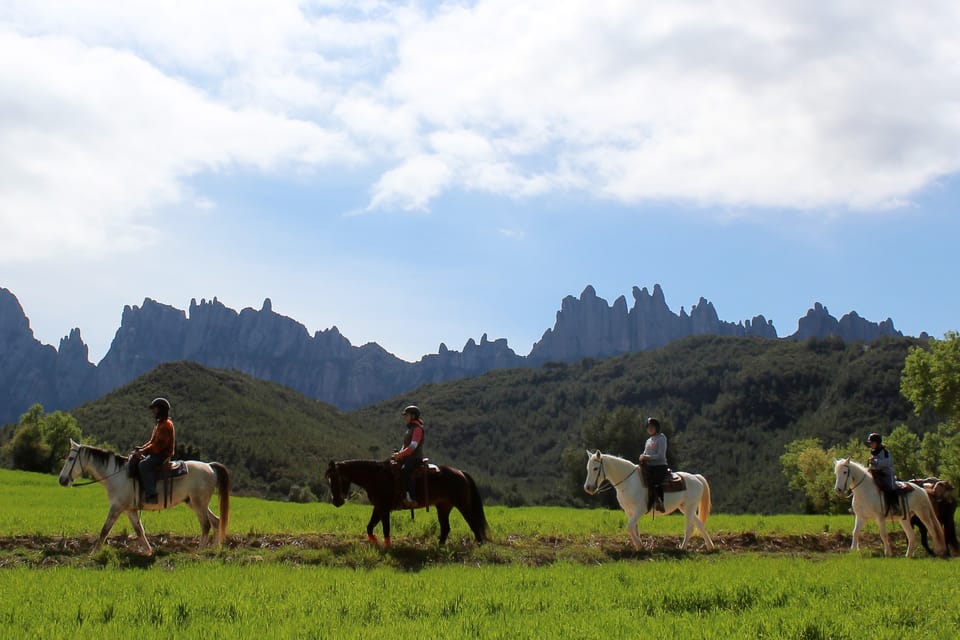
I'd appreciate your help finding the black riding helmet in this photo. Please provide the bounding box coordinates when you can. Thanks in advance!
[866,432,882,446]
[148,397,171,419]
[402,405,421,419]
[647,417,661,432]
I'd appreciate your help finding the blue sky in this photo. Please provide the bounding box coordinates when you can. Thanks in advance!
[2,1,957,363]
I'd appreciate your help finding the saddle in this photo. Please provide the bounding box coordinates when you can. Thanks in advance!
[883,481,914,518]
[389,458,438,509]
[127,455,189,507]
[662,472,686,493]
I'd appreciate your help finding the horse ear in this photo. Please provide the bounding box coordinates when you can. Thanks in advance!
[585,449,593,457]
[69,438,79,447]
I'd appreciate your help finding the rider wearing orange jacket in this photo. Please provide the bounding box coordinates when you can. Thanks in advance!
[137,398,176,504]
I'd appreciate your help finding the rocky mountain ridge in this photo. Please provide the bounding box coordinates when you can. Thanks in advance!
[0,284,905,424]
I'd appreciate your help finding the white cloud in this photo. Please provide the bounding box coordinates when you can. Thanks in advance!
[0,29,359,261]
[3,0,960,258]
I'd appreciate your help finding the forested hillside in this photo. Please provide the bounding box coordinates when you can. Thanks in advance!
[360,335,933,512]
[5,335,931,513]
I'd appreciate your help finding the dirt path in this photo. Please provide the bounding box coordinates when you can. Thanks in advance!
[0,529,936,568]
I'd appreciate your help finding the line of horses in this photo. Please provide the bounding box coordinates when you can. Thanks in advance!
[57,440,957,558]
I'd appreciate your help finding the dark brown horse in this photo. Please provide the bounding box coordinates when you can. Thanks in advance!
[325,459,488,547]
[909,477,959,556]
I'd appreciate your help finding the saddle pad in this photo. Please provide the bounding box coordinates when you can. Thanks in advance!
[164,461,189,477]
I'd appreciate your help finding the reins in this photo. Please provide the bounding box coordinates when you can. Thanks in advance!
[592,457,640,493]
[66,448,127,487]
[839,461,867,497]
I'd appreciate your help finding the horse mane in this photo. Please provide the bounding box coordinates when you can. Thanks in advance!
[81,444,128,472]
[836,458,868,473]
[597,451,635,465]
[335,458,389,470]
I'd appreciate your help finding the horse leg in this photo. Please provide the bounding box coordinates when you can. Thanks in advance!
[125,510,153,556]
[93,506,123,553]
[366,508,382,545]
[625,510,642,550]
[877,518,892,557]
[899,517,917,558]
[850,514,864,551]
[687,502,715,550]
[436,504,452,545]
[380,507,392,548]
[188,499,213,548]
[680,509,695,550]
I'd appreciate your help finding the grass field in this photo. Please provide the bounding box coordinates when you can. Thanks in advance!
[2,468,958,639]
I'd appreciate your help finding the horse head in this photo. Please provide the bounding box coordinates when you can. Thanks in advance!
[833,457,854,495]
[58,439,84,487]
[325,460,348,507]
[583,450,604,495]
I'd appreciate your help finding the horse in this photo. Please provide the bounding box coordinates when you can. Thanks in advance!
[907,477,959,556]
[833,458,946,557]
[58,439,230,555]
[582,450,714,550]
[325,458,487,547]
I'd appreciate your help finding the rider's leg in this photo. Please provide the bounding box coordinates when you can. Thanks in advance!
[138,454,162,502]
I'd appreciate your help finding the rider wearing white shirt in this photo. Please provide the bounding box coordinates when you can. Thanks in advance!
[639,417,668,512]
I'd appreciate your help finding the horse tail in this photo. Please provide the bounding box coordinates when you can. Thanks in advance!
[697,474,712,524]
[211,462,231,546]
[462,471,488,543]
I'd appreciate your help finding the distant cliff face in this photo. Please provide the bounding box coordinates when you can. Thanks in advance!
[0,285,903,424]
[528,285,778,363]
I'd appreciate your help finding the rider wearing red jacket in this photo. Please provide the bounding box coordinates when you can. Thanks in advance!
[391,405,424,506]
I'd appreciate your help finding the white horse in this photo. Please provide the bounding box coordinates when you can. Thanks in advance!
[58,439,230,555]
[583,450,714,550]
[833,458,945,557]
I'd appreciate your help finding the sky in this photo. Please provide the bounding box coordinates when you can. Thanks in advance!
[2,1,958,364]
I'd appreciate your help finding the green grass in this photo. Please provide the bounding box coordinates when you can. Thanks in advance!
[1,468,860,540]
[2,557,958,639]
[3,468,960,638]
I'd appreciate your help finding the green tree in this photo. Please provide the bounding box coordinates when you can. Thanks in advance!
[901,332,960,419]
[39,411,82,471]
[3,404,82,473]
[884,424,922,480]
[8,420,50,472]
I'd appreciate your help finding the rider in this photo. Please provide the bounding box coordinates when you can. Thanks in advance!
[136,397,176,504]
[866,432,898,514]
[391,405,424,507]
[639,417,668,512]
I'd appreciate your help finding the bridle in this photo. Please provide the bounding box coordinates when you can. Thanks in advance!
[63,447,126,487]
[327,463,345,502]
[589,455,639,494]
[838,460,866,497]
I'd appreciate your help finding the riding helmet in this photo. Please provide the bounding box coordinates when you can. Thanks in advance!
[402,405,421,419]
[866,432,882,445]
[148,397,171,419]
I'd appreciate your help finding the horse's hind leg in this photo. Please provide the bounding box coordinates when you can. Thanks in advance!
[188,498,213,548]
[680,512,694,549]
[899,517,917,558]
[125,510,153,556]
[436,504,452,545]
[691,514,715,550]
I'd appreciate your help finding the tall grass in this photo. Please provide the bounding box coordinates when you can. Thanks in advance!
[1,468,864,540]
[1,557,958,639]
